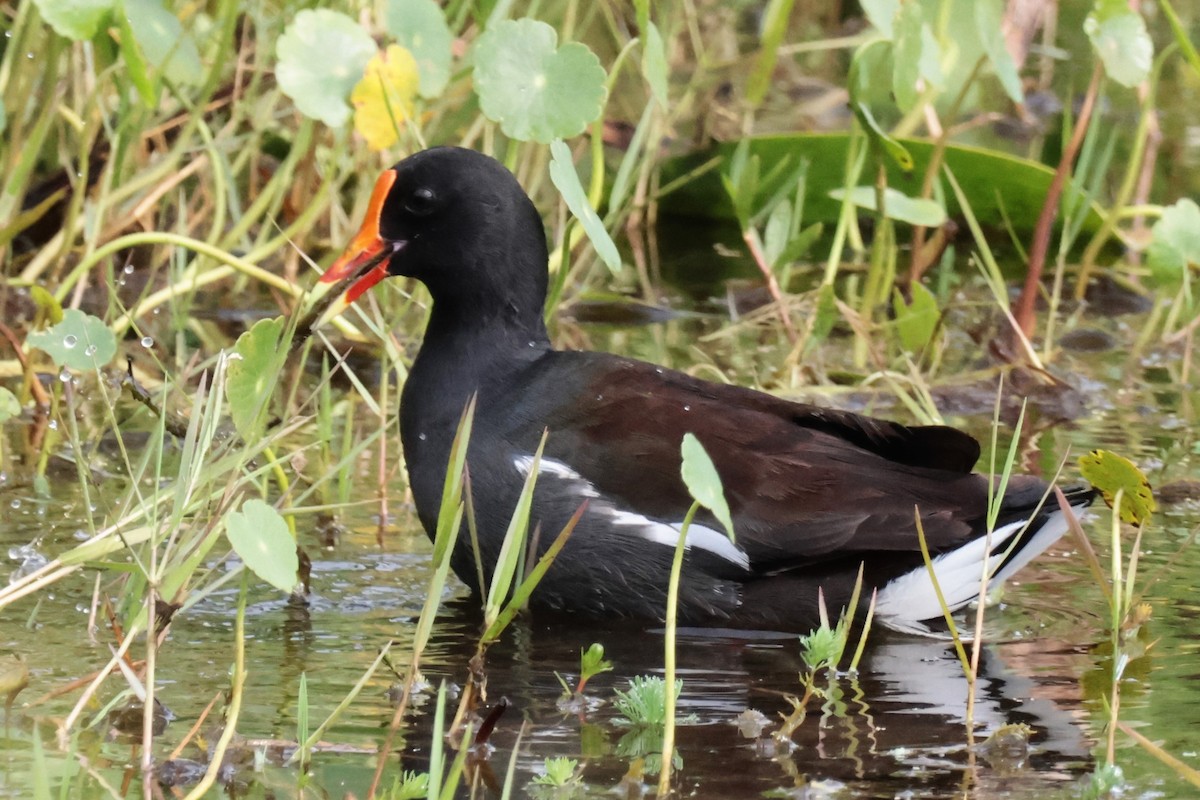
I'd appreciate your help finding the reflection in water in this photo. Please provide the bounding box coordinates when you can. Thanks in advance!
[389,604,1095,798]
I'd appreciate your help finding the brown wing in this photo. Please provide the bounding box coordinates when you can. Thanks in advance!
[504,353,1013,572]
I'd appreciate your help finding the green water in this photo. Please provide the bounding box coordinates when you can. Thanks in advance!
[0,288,1198,798]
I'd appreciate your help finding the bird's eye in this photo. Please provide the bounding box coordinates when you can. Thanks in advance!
[405,187,437,216]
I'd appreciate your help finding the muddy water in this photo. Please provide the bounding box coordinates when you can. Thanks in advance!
[1,289,1198,798]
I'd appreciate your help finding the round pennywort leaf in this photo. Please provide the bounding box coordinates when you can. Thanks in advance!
[276,10,376,127]
[225,499,299,593]
[31,0,112,41]
[383,0,454,98]
[27,309,116,372]
[473,19,607,143]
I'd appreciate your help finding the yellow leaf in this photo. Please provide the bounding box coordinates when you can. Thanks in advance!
[351,45,420,151]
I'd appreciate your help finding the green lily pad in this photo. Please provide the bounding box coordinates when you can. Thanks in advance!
[473,18,607,143]
[1147,198,1200,290]
[123,0,203,87]
[226,317,286,441]
[829,186,947,227]
[383,0,454,98]
[1086,2,1153,88]
[1078,449,1155,527]
[27,309,116,372]
[549,140,620,274]
[31,0,112,41]
[276,10,377,127]
[0,388,19,424]
[680,433,735,542]
[225,499,298,593]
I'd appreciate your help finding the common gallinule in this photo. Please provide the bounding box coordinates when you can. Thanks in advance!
[321,147,1092,634]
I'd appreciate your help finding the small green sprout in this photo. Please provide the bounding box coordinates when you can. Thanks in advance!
[613,676,682,727]
[384,770,429,800]
[530,756,581,787]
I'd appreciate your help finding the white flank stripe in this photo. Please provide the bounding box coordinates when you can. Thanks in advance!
[512,455,750,571]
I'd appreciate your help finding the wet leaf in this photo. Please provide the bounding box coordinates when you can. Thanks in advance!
[680,433,735,541]
[276,10,376,127]
[27,309,116,372]
[473,19,607,143]
[0,388,18,424]
[892,283,939,353]
[225,499,299,593]
[123,0,203,87]
[383,0,453,98]
[829,186,946,227]
[1079,449,1156,526]
[549,139,621,273]
[31,0,112,41]
[642,21,669,107]
[226,317,286,440]
[1146,198,1200,290]
[351,45,421,151]
[1086,2,1153,88]
[974,0,1023,103]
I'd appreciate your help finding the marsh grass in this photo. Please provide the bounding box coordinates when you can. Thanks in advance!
[1,0,1198,796]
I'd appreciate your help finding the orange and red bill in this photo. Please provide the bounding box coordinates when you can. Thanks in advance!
[316,170,402,323]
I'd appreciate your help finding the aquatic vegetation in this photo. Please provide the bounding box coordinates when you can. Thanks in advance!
[0,0,1199,796]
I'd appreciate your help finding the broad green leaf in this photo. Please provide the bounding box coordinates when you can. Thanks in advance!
[1085,5,1153,88]
[383,0,454,98]
[123,0,203,87]
[680,433,735,541]
[642,21,669,107]
[549,139,621,273]
[892,283,939,352]
[473,19,607,143]
[27,309,116,372]
[861,0,898,38]
[0,388,19,424]
[974,0,1023,103]
[1079,449,1156,526]
[276,10,376,127]
[1147,199,1200,289]
[225,499,299,592]
[829,186,946,227]
[226,317,286,440]
[31,0,112,40]
[351,45,420,151]
[660,134,1107,236]
[0,98,6,136]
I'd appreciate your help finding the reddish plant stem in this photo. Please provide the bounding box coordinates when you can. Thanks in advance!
[1011,62,1103,349]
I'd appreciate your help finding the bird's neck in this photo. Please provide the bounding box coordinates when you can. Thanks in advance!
[402,292,551,434]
